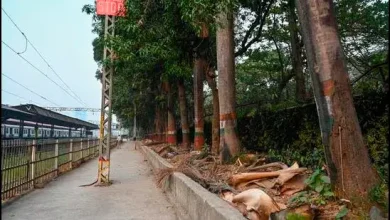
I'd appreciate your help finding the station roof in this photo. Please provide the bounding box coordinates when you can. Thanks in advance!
[2,104,99,130]
[2,105,36,122]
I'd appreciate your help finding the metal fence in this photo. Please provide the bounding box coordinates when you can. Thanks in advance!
[1,138,117,202]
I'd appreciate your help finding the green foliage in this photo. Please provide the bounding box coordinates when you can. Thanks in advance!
[83,0,200,131]
[235,92,388,177]
[286,213,310,220]
[335,205,349,219]
[237,102,325,169]
[335,0,388,90]
[236,49,293,111]
[288,169,334,207]
[366,113,389,182]
[82,0,388,181]
[234,0,387,116]
[369,183,389,213]
[304,170,334,204]
[288,191,310,207]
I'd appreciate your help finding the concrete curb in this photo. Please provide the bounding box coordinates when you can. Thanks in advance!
[139,144,246,220]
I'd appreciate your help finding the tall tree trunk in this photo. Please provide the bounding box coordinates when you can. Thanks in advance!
[153,109,157,141]
[205,67,220,155]
[177,80,190,148]
[216,10,241,163]
[378,67,389,93]
[155,106,163,142]
[193,23,209,151]
[193,58,205,150]
[163,106,168,142]
[288,0,306,103]
[165,81,177,145]
[296,0,378,200]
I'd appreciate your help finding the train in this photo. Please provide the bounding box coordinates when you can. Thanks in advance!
[1,119,89,139]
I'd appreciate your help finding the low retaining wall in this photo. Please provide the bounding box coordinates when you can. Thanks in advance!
[139,143,246,220]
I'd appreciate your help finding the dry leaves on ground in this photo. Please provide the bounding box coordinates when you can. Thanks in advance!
[143,141,343,219]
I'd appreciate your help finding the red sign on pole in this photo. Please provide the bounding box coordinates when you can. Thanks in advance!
[96,0,126,17]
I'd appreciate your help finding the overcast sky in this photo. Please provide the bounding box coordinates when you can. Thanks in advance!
[1,0,117,123]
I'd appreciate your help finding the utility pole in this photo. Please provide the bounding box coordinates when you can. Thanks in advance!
[96,0,125,186]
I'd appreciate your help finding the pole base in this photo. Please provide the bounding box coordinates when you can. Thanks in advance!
[97,157,110,185]
[95,180,113,187]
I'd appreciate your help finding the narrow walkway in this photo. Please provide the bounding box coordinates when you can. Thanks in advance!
[2,142,177,220]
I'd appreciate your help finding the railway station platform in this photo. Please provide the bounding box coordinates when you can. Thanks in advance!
[1,142,178,220]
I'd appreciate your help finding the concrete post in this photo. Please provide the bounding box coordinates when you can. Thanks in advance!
[87,138,90,158]
[95,139,98,156]
[31,140,36,187]
[69,139,73,169]
[81,138,84,160]
[55,139,59,175]
[19,120,24,139]
[51,125,54,138]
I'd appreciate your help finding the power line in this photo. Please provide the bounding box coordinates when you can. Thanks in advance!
[2,89,43,106]
[27,40,87,106]
[2,73,60,107]
[43,107,101,112]
[1,7,87,106]
[2,40,86,106]
[1,8,28,55]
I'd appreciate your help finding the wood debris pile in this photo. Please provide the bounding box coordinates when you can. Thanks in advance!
[142,140,343,219]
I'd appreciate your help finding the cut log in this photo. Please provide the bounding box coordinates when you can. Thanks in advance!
[229,168,307,187]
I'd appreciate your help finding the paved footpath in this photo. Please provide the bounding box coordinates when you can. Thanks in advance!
[2,142,178,220]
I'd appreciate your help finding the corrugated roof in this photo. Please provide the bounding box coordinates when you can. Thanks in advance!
[2,105,36,123]
[5,104,98,130]
[2,105,35,115]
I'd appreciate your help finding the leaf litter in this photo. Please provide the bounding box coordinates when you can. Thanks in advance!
[143,140,348,219]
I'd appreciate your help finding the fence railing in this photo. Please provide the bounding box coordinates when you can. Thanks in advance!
[1,138,117,202]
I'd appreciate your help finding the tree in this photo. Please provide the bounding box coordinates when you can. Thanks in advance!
[235,0,276,57]
[177,79,190,148]
[295,0,379,200]
[287,0,306,102]
[205,66,220,154]
[164,81,177,145]
[193,47,206,151]
[216,9,241,162]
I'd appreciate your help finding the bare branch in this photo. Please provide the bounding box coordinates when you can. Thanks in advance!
[235,0,275,57]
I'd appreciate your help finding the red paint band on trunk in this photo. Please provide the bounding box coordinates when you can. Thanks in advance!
[194,136,204,148]
[167,135,176,143]
[220,112,237,120]
[322,79,335,96]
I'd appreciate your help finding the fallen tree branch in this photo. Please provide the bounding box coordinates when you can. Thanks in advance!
[229,166,307,187]
[245,162,288,172]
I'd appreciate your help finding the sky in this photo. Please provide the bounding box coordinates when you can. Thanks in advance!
[1,0,116,123]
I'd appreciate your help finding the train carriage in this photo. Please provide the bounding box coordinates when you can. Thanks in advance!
[1,121,87,139]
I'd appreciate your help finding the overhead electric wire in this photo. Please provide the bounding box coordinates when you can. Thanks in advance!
[2,7,88,106]
[2,40,86,107]
[2,89,43,106]
[2,73,60,107]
